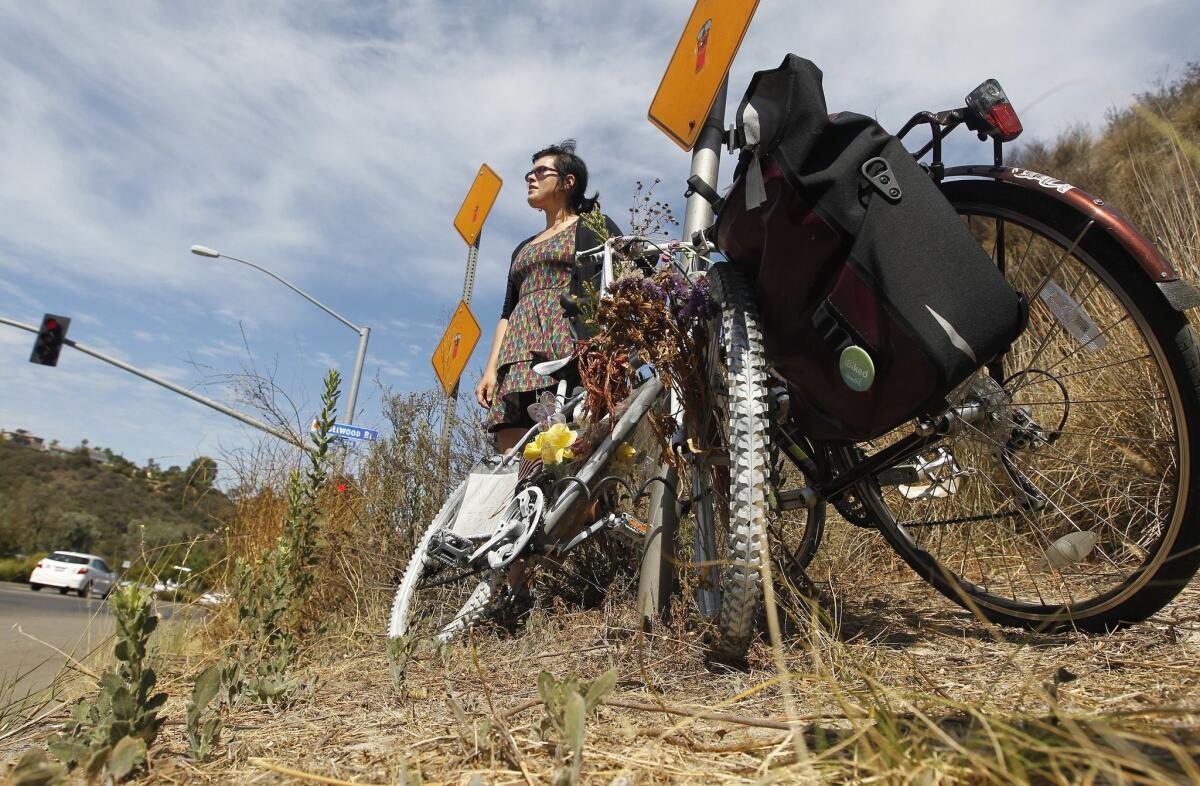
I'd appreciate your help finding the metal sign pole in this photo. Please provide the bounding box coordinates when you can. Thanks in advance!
[682,77,729,262]
[439,237,481,476]
[638,77,729,628]
[343,326,370,425]
[461,238,480,305]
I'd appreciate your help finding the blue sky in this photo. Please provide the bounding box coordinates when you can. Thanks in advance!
[1,0,1197,477]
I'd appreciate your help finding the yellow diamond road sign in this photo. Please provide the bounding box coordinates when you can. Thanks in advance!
[647,0,759,151]
[431,300,482,396]
[453,164,503,247]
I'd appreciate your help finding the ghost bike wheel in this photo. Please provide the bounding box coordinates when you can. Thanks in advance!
[388,479,503,645]
[860,179,1200,632]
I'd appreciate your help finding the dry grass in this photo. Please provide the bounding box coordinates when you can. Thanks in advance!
[4,527,1200,784]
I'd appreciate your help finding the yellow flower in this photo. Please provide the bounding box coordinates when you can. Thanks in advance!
[612,442,638,473]
[539,423,578,466]
[523,438,542,460]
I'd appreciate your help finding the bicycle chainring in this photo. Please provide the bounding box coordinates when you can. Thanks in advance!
[470,486,546,571]
[832,487,875,527]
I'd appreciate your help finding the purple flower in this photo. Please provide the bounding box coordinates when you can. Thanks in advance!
[662,274,688,300]
[672,277,719,324]
[642,279,666,301]
[691,277,719,320]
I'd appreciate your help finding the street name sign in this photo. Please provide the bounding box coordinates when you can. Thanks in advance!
[431,300,482,395]
[311,420,380,442]
[453,164,503,247]
[647,0,759,150]
[330,423,379,441]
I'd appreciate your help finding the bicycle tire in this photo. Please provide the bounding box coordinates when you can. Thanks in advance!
[861,179,1200,632]
[388,478,503,644]
[699,262,774,660]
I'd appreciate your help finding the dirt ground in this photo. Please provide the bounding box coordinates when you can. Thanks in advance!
[7,532,1197,786]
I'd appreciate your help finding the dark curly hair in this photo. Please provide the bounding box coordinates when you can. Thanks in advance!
[532,139,599,214]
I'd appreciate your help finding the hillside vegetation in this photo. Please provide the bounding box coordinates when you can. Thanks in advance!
[0,440,230,575]
[1014,63,1200,283]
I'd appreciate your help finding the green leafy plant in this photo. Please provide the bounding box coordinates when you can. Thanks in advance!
[387,633,418,696]
[47,583,166,782]
[186,664,223,761]
[536,668,617,785]
[579,204,611,243]
[226,369,340,706]
[220,656,244,709]
[7,748,67,786]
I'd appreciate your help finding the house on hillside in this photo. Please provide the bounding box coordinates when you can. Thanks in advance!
[2,431,109,464]
[0,429,45,449]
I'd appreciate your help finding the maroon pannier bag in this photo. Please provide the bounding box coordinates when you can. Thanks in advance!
[715,55,1026,442]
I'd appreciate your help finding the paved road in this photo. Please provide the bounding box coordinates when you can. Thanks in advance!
[0,581,186,702]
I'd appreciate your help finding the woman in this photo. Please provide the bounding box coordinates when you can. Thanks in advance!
[475,140,621,452]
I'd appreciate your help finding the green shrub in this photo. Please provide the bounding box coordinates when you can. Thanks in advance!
[0,553,46,583]
[228,369,340,706]
[47,583,166,782]
[186,664,222,760]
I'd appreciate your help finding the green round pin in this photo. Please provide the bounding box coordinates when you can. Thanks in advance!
[839,345,875,391]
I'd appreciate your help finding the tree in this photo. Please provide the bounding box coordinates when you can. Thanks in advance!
[10,481,59,551]
[0,500,31,557]
[53,512,102,553]
[106,454,138,478]
[185,457,218,492]
[67,442,93,469]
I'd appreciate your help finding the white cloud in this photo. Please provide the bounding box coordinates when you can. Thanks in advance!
[1,0,1196,465]
[377,359,411,379]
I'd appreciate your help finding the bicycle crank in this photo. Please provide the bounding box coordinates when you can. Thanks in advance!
[468,486,545,570]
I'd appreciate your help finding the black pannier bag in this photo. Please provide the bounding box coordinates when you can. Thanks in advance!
[715,54,1027,442]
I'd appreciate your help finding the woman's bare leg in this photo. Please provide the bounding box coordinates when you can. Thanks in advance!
[493,426,531,594]
[494,426,525,454]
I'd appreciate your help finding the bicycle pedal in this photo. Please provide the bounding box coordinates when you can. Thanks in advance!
[607,512,650,545]
[429,531,475,567]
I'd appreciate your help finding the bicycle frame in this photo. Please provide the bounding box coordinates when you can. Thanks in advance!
[539,376,666,540]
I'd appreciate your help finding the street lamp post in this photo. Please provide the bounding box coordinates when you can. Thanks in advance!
[190,245,371,425]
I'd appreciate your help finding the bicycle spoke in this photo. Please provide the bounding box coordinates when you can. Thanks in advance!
[953,414,1168,544]
[1010,351,1150,394]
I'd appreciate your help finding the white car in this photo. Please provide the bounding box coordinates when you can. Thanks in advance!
[197,589,229,608]
[28,551,116,598]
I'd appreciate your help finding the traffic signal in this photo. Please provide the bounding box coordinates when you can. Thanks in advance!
[30,313,71,367]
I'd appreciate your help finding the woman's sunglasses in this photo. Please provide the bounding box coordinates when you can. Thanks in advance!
[524,166,559,181]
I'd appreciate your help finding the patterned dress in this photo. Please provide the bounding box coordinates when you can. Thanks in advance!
[487,227,577,430]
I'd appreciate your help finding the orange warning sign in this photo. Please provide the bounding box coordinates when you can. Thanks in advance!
[453,164,503,246]
[647,0,759,151]
[431,300,482,395]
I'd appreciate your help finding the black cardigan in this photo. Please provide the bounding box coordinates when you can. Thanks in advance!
[500,213,623,319]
